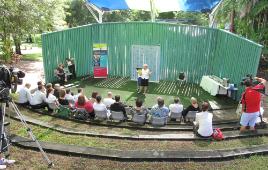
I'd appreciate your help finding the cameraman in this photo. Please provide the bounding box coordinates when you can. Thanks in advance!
[240,77,266,132]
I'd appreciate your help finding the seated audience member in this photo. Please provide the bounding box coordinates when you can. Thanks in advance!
[58,89,69,106]
[56,64,66,83]
[75,95,94,118]
[89,91,98,103]
[53,84,61,98]
[93,96,108,114]
[73,88,83,101]
[46,83,52,91]
[30,81,43,94]
[17,83,32,106]
[194,102,213,138]
[182,97,200,121]
[130,99,149,116]
[169,98,183,114]
[110,95,127,119]
[65,89,74,101]
[103,92,115,107]
[30,85,47,109]
[45,88,58,111]
[150,97,169,118]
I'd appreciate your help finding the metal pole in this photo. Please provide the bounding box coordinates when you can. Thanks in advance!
[150,0,156,22]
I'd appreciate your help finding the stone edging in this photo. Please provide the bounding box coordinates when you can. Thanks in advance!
[11,135,268,161]
[10,114,268,141]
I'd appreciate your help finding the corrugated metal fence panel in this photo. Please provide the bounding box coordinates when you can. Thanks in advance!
[42,22,263,97]
[211,29,263,97]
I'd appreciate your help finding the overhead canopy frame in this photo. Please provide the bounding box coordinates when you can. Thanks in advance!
[85,0,222,23]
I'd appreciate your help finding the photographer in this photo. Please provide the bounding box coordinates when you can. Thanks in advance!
[240,76,266,132]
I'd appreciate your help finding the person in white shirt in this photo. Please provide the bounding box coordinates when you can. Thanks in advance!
[73,88,83,102]
[139,64,152,94]
[169,98,183,114]
[194,102,213,138]
[30,81,43,94]
[17,83,32,106]
[45,88,58,111]
[93,96,110,117]
[30,85,47,109]
[103,92,115,107]
[65,89,74,103]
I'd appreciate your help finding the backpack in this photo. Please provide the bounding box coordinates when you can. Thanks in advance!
[212,128,224,141]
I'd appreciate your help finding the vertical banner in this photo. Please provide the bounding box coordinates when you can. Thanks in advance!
[93,44,108,78]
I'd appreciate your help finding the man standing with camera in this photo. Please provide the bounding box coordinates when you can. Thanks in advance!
[240,76,266,132]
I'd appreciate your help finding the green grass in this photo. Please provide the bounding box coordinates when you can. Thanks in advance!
[69,77,238,109]
[22,53,42,61]
[8,115,268,151]
[7,146,268,170]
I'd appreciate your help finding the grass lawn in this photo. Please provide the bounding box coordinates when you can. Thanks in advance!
[8,116,268,151]
[22,53,43,61]
[6,146,268,170]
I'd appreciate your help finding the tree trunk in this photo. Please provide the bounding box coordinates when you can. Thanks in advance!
[13,36,22,55]
[229,9,235,33]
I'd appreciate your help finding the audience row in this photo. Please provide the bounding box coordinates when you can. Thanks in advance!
[17,82,213,138]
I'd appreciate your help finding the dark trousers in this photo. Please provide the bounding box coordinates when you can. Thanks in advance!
[31,103,52,111]
[17,102,29,107]
[68,65,76,79]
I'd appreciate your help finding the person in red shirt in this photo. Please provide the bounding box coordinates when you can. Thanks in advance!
[75,95,94,118]
[240,77,266,132]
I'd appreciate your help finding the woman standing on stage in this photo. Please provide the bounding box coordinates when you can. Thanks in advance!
[139,64,152,95]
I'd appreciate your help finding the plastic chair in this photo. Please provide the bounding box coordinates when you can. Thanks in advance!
[151,116,167,127]
[110,111,125,121]
[169,111,182,122]
[95,110,108,120]
[186,111,198,122]
[132,113,147,125]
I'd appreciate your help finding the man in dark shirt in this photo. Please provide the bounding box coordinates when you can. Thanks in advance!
[110,95,127,119]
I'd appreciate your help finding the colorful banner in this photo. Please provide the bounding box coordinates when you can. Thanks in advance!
[93,44,108,78]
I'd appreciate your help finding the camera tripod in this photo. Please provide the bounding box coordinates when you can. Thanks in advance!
[0,96,53,167]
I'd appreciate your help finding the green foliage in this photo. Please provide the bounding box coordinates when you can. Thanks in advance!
[216,0,268,50]
[0,0,67,54]
[0,39,12,62]
[65,0,96,27]
[175,11,209,26]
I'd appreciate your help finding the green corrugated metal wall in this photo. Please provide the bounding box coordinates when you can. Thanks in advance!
[42,22,263,97]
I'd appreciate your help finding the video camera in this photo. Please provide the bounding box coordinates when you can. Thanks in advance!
[240,74,255,86]
[0,65,25,99]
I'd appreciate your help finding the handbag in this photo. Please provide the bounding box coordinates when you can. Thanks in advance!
[212,128,224,141]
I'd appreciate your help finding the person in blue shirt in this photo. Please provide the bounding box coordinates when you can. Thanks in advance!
[150,97,169,118]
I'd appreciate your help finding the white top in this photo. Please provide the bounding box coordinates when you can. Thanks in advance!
[93,102,107,112]
[73,93,82,101]
[18,87,32,104]
[141,69,150,79]
[103,98,115,107]
[169,103,183,113]
[195,111,213,137]
[65,94,74,101]
[46,93,57,104]
[30,90,46,105]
